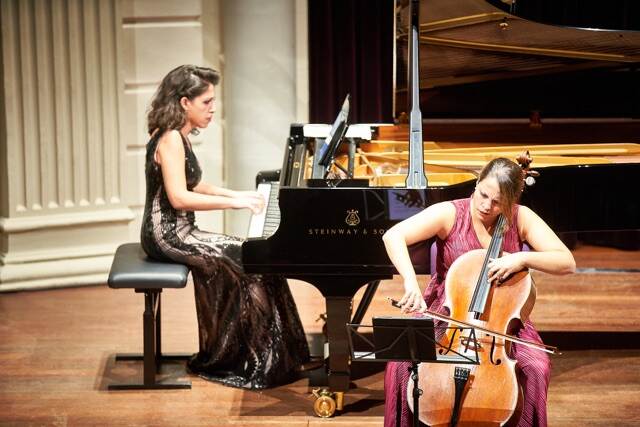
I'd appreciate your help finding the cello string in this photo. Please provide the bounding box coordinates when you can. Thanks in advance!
[470,214,506,312]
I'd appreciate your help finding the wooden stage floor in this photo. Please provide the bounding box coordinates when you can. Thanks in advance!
[1,244,639,426]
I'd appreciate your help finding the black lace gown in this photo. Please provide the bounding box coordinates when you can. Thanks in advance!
[140,132,310,389]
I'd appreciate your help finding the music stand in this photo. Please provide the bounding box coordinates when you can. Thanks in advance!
[347,316,479,427]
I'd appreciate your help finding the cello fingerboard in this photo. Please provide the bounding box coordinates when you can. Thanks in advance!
[469,214,507,316]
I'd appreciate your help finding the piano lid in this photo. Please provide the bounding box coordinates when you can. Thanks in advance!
[485,0,640,32]
[395,0,640,118]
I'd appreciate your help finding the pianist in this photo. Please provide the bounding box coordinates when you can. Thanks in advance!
[140,64,309,389]
[382,157,575,427]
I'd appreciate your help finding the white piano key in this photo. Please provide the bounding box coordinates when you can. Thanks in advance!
[247,182,280,239]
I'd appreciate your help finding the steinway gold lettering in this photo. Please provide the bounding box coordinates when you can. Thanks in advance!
[306,228,386,236]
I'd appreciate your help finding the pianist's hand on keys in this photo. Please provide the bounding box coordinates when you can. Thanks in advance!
[233,190,265,215]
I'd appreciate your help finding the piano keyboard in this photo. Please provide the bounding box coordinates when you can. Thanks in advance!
[247,182,281,239]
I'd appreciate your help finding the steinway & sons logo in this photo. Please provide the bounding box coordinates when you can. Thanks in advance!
[307,209,386,237]
[345,209,360,226]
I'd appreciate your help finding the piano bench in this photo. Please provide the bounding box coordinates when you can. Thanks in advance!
[107,243,192,390]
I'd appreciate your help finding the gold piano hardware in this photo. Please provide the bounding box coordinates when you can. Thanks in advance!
[306,135,640,188]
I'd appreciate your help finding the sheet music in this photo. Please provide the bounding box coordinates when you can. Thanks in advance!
[302,123,377,140]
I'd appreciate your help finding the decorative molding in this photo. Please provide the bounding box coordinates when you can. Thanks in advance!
[122,15,201,24]
[0,254,113,285]
[0,208,134,233]
[0,273,110,293]
[122,19,202,29]
[0,242,120,265]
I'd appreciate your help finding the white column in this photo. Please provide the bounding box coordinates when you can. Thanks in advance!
[221,0,308,237]
[295,0,309,124]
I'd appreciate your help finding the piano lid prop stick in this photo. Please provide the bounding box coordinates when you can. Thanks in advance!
[405,0,428,189]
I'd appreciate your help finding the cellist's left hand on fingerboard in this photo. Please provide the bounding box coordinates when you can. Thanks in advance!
[487,252,525,285]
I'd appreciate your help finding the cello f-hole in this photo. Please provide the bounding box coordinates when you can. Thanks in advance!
[489,335,502,365]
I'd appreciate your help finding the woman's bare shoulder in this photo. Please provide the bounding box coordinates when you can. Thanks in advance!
[439,201,457,236]
[517,204,538,227]
[428,200,457,220]
[517,204,548,239]
[154,130,185,165]
[420,201,456,238]
[157,129,182,145]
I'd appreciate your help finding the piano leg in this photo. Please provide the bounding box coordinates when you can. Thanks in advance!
[325,295,353,393]
[292,274,391,416]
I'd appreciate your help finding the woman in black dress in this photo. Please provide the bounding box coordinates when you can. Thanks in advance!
[140,65,309,389]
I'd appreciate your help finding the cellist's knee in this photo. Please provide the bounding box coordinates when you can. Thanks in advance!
[520,351,552,385]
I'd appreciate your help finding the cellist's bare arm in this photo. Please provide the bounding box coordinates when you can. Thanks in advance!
[517,205,576,274]
[487,205,575,282]
[382,202,455,312]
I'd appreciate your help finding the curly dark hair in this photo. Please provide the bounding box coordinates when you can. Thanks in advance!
[147,65,220,135]
[477,157,525,228]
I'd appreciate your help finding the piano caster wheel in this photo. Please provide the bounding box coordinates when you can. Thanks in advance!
[312,388,343,417]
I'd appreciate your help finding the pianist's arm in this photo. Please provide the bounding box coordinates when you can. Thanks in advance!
[193,182,246,199]
[156,130,264,214]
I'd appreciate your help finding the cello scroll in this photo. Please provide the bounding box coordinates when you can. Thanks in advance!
[516,150,540,187]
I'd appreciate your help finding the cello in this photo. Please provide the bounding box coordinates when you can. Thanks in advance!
[406,154,551,426]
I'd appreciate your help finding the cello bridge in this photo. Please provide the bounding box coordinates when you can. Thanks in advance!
[460,335,482,352]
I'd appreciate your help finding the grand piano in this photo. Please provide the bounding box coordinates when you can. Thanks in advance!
[242,0,640,416]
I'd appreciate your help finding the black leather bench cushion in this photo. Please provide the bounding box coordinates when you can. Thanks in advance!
[108,243,189,289]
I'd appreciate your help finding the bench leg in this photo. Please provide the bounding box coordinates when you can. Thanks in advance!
[109,290,192,390]
[156,292,162,371]
[143,291,157,385]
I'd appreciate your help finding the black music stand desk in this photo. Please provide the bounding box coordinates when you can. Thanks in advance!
[347,316,479,427]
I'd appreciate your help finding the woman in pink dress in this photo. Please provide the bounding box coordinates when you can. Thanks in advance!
[382,157,576,427]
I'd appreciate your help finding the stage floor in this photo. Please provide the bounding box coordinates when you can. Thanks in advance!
[0,243,639,426]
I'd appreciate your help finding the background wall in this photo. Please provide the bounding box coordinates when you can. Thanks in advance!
[0,0,308,291]
[0,0,132,291]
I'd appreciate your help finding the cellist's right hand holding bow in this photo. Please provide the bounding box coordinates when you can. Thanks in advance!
[399,280,427,313]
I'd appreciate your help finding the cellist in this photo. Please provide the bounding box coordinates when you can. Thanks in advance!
[382,157,576,427]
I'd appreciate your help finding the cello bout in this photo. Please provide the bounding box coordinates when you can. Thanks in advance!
[409,247,534,426]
